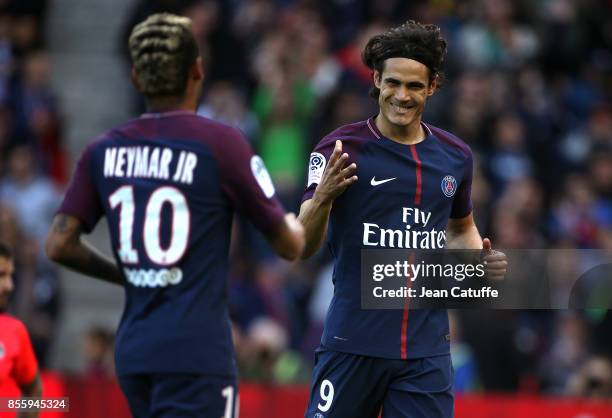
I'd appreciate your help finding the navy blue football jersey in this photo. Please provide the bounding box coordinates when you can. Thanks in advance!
[58,110,285,376]
[303,117,473,359]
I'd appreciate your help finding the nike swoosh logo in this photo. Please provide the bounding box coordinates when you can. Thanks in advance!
[370,176,397,186]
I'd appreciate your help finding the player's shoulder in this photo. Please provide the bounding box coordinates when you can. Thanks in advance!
[88,113,245,152]
[425,123,472,159]
[171,113,242,138]
[316,118,377,148]
[0,313,26,334]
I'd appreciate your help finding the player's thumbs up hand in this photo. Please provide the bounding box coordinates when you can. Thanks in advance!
[314,140,358,205]
[482,238,492,252]
[481,237,507,281]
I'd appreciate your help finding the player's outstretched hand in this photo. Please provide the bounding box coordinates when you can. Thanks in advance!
[313,140,358,205]
[482,238,507,281]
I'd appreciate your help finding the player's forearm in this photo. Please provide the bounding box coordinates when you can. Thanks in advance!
[46,215,124,285]
[267,213,305,260]
[53,240,123,285]
[298,195,333,258]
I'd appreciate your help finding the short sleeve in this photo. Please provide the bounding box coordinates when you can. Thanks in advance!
[12,322,38,386]
[57,143,104,232]
[301,136,337,203]
[450,150,473,218]
[217,129,286,235]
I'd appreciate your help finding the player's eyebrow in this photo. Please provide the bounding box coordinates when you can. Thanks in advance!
[407,81,426,88]
[383,76,401,84]
[383,77,426,88]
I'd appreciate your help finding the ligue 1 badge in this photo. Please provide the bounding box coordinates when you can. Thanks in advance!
[441,175,457,197]
[307,152,326,187]
[0,342,5,359]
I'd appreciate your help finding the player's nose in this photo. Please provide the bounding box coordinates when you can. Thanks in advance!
[394,86,410,102]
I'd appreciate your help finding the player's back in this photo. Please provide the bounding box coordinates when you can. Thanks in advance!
[81,111,284,377]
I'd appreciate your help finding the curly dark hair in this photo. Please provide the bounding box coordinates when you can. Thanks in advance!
[0,241,12,260]
[362,20,447,99]
[129,13,199,99]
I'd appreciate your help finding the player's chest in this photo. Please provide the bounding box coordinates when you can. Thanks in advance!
[350,143,465,206]
[0,338,17,380]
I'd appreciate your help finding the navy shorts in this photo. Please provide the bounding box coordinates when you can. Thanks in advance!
[118,373,238,418]
[304,349,453,418]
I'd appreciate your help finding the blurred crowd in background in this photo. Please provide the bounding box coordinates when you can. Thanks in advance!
[0,0,64,372]
[0,0,611,399]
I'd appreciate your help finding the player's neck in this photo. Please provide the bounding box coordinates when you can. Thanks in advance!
[145,96,197,114]
[375,114,425,145]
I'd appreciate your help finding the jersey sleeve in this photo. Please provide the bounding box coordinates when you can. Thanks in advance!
[217,128,286,235]
[301,135,337,203]
[57,142,104,233]
[12,322,38,386]
[450,149,474,218]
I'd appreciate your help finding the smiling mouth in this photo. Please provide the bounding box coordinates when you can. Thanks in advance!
[390,103,414,114]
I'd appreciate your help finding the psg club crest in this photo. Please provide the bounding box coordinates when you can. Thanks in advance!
[441,175,457,197]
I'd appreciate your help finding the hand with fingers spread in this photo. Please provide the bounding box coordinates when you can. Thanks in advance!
[481,238,507,281]
[313,140,358,205]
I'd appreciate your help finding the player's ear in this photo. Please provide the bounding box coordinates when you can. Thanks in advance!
[427,74,439,96]
[130,67,142,92]
[373,70,382,89]
[192,56,204,82]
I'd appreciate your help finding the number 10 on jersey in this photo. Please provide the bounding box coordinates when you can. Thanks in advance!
[109,185,190,265]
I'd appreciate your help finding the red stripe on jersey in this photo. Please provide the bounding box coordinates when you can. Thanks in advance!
[400,252,416,359]
[410,144,422,205]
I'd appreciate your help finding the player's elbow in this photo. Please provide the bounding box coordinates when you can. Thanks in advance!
[279,237,305,261]
[45,232,71,263]
[275,230,305,261]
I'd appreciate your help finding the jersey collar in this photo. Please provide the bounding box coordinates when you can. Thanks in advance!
[140,110,195,119]
[366,116,433,143]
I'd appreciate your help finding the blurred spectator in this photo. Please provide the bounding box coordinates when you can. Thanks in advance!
[0,144,60,244]
[11,236,61,368]
[0,14,14,104]
[548,175,602,247]
[566,356,612,399]
[197,81,260,142]
[456,0,539,70]
[82,326,115,379]
[0,203,19,249]
[539,312,591,394]
[336,22,386,89]
[236,317,308,383]
[487,113,533,195]
[439,71,491,145]
[560,105,612,171]
[6,49,65,183]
